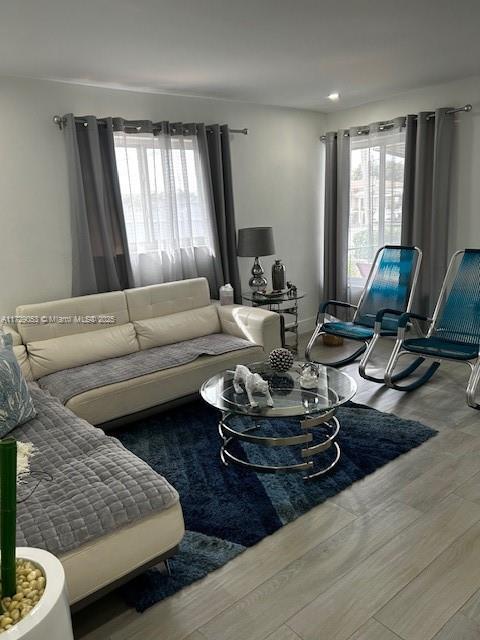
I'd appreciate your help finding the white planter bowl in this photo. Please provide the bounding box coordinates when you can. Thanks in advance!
[3,548,73,640]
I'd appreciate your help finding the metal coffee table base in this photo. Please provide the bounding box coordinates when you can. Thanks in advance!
[218,408,341,480]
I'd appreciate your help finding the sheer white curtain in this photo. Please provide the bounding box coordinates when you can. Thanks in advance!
[348,120,406,300]
[113,130,218,287]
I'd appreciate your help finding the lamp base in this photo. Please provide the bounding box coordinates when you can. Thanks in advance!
[249,257,268,291]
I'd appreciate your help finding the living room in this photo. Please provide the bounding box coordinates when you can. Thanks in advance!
[0,1,479,639]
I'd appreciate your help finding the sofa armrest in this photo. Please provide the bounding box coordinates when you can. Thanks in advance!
[217,305,282,354]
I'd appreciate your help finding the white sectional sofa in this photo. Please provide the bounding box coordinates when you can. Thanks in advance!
[5,277,280,608]
[14,277,280,425]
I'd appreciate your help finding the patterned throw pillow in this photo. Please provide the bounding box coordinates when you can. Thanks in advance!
[0,332,36,436]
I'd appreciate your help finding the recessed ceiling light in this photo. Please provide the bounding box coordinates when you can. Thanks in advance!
[328,92,340,101]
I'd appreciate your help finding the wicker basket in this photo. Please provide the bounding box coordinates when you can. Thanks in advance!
[322,334,344,347]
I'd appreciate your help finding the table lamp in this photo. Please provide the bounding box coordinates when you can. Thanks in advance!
[237,226,275,291]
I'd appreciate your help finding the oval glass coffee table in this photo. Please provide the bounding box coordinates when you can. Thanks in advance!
[200,362,356,480]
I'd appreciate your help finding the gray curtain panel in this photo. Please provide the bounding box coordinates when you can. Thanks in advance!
[323,130,350,309]
[64,114,134,296]
[197,124,242,303]
[401,108,454,315]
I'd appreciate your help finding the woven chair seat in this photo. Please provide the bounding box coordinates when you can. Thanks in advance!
[323,321,398,341]
[403,337,479,361]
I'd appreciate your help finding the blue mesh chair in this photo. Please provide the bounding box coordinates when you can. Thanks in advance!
[384,249,480,408]
[306,246,422,381]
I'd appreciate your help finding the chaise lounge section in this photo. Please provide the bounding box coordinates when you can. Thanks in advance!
[15,385,185,608]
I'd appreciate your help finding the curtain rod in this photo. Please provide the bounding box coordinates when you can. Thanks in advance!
[52,115,247,135]
[319,104,472,141]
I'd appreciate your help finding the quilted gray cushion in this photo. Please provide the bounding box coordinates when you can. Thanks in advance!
[14,385,179,555]
[38,333,255,405]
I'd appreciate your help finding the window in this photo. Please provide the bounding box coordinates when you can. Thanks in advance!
[348,128,406,295]
[114,131,216,286]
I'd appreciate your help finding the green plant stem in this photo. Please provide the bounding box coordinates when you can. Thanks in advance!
[0,439,17,597]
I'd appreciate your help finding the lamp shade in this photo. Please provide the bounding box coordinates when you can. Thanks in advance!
[237,227,275,257]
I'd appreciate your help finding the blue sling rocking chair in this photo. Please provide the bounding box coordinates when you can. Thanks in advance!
[306,245,422,382]
[384,249,480,409]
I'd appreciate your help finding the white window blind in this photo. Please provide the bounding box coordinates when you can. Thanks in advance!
[114,131,216,286]
[348,128,406,296]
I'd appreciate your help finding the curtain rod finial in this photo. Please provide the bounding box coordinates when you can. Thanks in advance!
[53,115,65,130]
[465,104,473,112]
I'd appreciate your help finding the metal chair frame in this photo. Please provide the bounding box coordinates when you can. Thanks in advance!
[384,249,480,409]
[306,245,423,382]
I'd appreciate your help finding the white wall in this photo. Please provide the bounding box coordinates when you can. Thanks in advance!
[5,73,475,329]
[0,76,325,328]
[325,74,480,257]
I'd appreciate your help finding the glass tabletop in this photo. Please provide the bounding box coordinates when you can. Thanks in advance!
[200,361,356,417]
[242,289,306,303]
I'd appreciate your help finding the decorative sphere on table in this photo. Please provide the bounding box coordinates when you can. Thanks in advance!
[268,348,294,372]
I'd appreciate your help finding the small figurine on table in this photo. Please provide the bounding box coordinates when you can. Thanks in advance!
[286,281,297,298]
[298,362,320,389]
[233,364,274,408]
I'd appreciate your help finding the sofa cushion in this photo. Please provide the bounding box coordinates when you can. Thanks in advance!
[134,305,221,350]
[16,291,130,343]
[125,278,211,321]
[0,333,36,436]
[27,324,139,379]
[14,345,34,381]
[38,333,255,405]
[66,346,264,424]
[14,384,180,556]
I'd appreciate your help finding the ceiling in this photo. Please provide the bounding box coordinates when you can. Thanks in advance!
[1,0,480,112]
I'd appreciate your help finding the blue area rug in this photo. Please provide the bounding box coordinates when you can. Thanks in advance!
[113,400,437,612]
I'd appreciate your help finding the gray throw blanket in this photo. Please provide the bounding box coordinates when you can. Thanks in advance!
[38,333,255,405]
[15,385,179,555]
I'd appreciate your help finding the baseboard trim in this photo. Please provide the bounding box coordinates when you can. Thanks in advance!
[297,315,316,336]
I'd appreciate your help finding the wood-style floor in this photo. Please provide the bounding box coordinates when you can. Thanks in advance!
[74,335,480,640]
